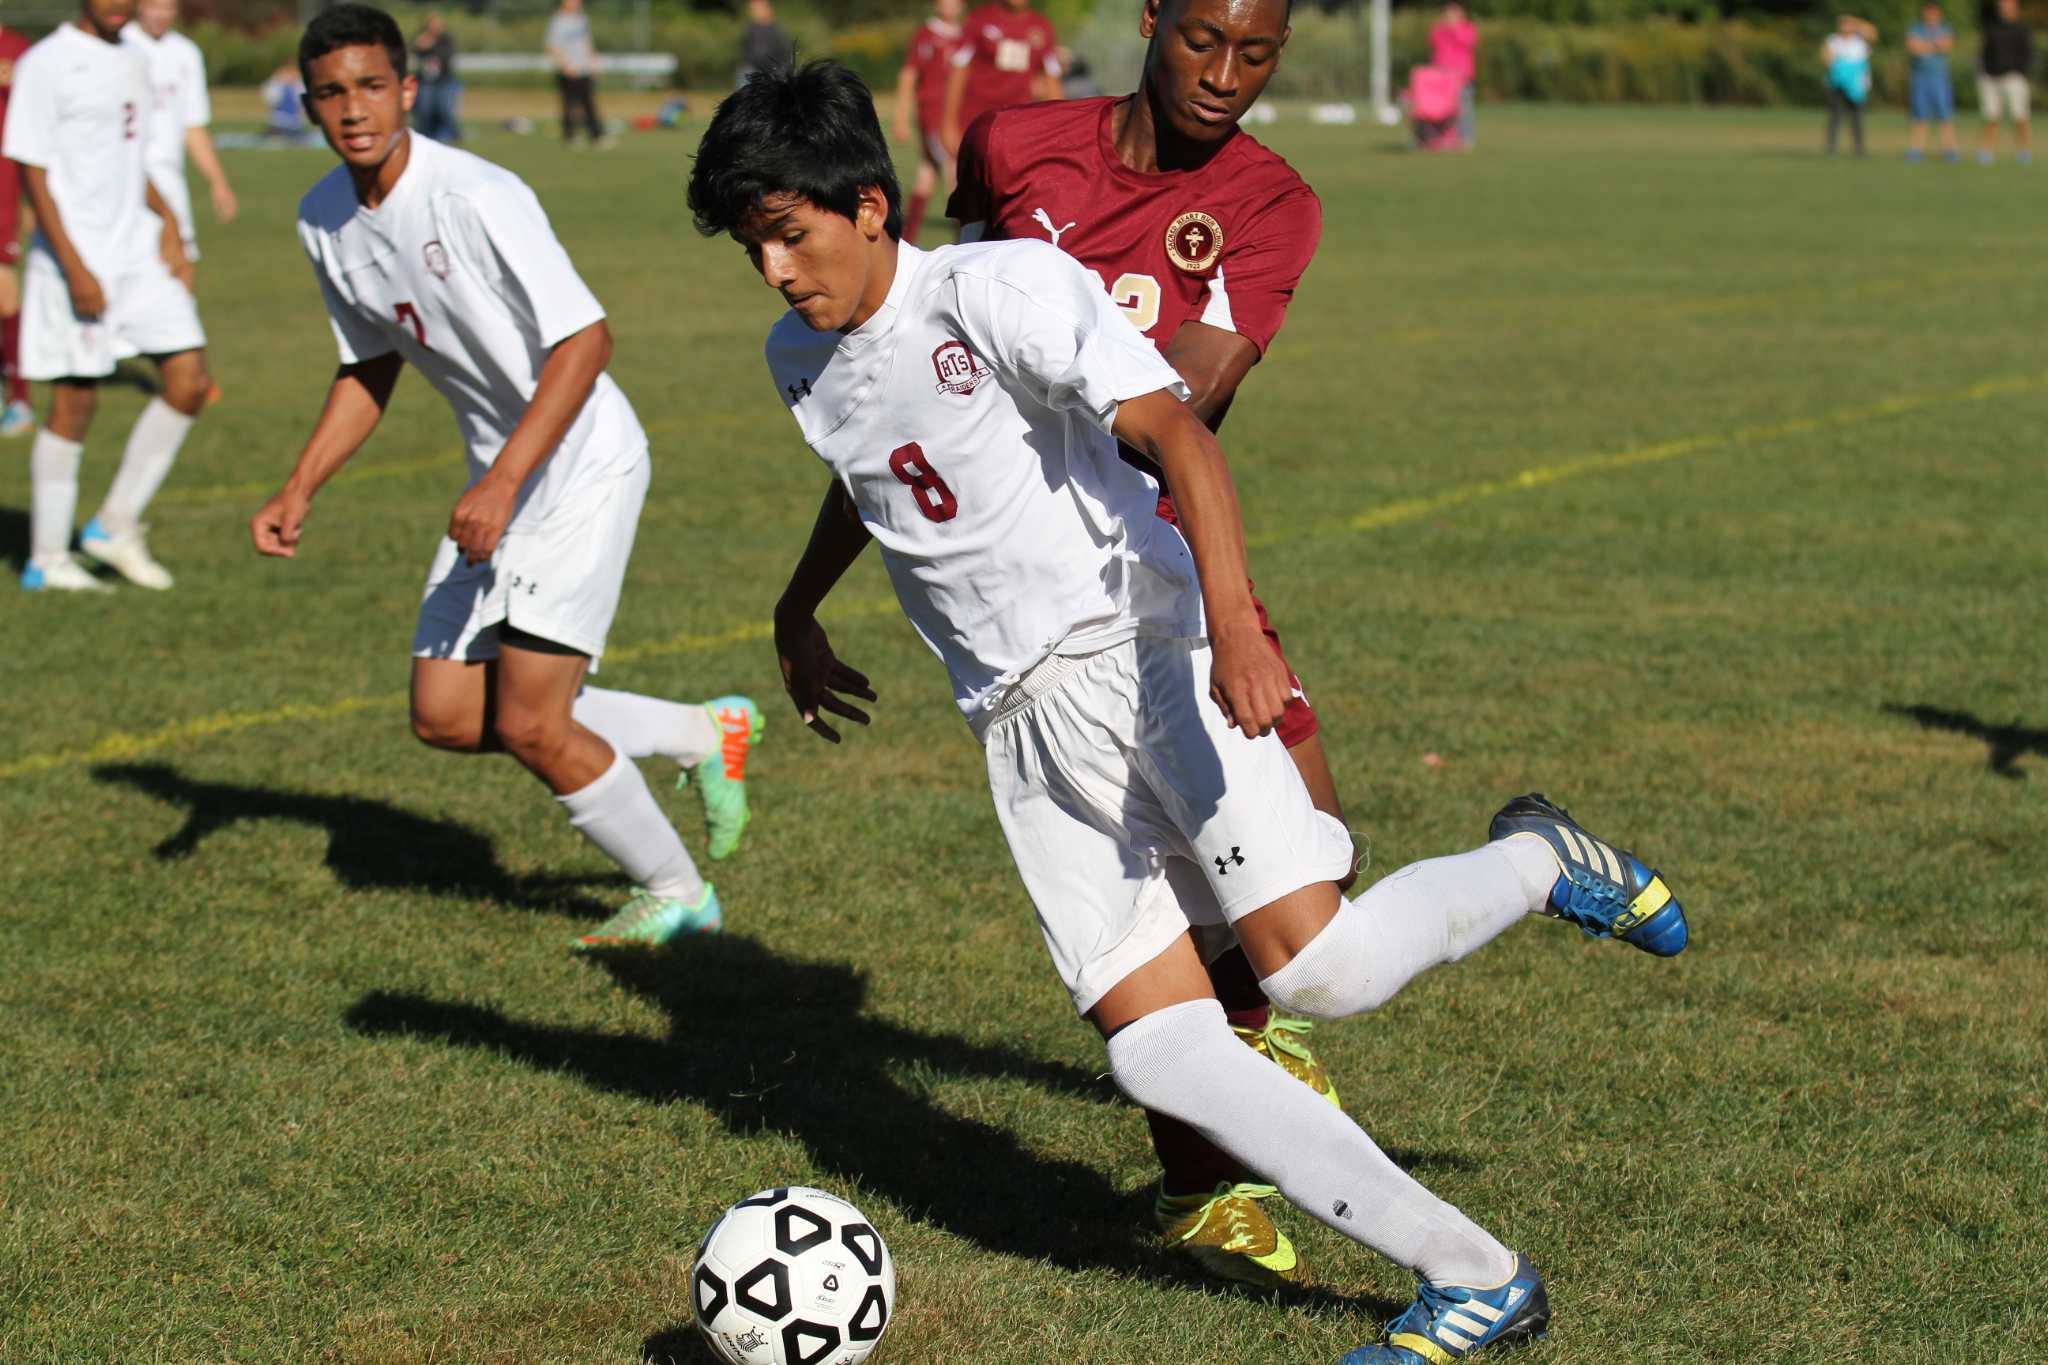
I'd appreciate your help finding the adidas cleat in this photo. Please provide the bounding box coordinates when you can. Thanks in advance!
[1234,1013,1342,1109]
[1490,792,1687,957]
[20,557,112,592]
[681,694,761,861]
[79,519,173,590]
[1155,1181,1307,1292]
[1339,1254,1550,1364]
[572,884,721,950]
[0,399,36,438]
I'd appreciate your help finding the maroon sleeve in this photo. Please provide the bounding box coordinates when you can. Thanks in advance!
[945,109,1002,227]
[1214,185,1322,355]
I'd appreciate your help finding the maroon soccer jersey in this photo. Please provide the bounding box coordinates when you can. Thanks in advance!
[905,17,965,133]
[950,2,1059,135]
[0,26,30,262]
[948,96,1321,356]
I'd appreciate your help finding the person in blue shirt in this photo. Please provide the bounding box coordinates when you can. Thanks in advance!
[1906,3,1960,160]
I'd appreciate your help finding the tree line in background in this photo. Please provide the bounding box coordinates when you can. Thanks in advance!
[27,0,2040,106]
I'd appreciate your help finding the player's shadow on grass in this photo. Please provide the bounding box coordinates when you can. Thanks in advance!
[93,761,624,918]
[0,506,27,573]
[344,940,1396,1323]
[1884,703,2048,779]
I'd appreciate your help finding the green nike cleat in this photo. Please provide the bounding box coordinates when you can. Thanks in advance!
[681,695,762,861]
[571,884,722,950]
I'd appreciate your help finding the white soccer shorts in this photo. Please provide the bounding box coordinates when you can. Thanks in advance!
[982,635,1356,1016]
[412,451,649,666]
[18,242,205,381]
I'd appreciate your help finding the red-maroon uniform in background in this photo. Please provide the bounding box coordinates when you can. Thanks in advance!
[0,23,28,266]
[907,15,966,159]
[948,2,1060,139]
[949,94,1324,746]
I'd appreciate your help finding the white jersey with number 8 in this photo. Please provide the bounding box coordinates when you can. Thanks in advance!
[765,239,1201,732]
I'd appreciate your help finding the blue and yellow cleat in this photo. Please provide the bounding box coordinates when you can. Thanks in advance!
[1340,1255,1550,1364]
[1490,792,1687,956]
[571,884,721,951]
[680,695,761,861]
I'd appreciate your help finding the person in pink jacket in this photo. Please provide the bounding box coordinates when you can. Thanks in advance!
[1429,1,1478,148]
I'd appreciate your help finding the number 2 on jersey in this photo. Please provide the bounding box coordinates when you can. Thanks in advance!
[888,442,958,522]
[395,302,426,345]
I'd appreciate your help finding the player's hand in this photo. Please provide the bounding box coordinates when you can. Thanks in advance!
[161,230,193,293]
[210,181,239,225]
[250,487,313,558]
[775,610,876,743]
[65,268,106,320]
[1207,620,1291,740]
[448,475,517,565]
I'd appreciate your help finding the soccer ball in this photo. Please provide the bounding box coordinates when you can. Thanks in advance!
[692,1186,895,1365]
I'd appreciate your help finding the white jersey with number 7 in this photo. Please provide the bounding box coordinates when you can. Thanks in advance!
[765,239,1203,731]
[296,134,647,529]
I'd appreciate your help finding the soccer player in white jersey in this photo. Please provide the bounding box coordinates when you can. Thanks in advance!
[124,0,238,263]
[689,61,1692,1365]
[7,0,211,592]
[250,4,762,950]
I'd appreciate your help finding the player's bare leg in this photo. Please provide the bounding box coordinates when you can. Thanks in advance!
[20,379,108,591]
[76,348,208,590]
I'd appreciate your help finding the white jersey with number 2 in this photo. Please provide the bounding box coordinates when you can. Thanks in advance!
[765,239,1202,732]
[296,134,647,530]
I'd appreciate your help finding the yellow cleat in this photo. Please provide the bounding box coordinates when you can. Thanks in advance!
[1155,1181,1307,1292]
[1234,1014,1342,1110]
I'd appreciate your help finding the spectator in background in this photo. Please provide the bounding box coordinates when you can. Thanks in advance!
[736,0,793,88]
[1430,1,1478,149]
[546,0,606,147]
[1905,3,1959,161]
[262,60,313,143]
[0,17,35,437]
[939,0,1060,158]
[890,0,964,243]
[1822,14,1876,156]
[1976,0,2033,163]
[127,0,239,268]
[413,11,461,142]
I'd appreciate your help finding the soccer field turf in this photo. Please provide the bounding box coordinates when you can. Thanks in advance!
[3,101,2044,1363]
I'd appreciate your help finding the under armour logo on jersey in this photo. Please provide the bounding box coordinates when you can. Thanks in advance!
[1031,207,1076,247]
[788,377,812,402]
[1215,847,1245,874]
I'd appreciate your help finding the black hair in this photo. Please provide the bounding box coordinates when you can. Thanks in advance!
[688,60,902,241]
[298,3,408,84]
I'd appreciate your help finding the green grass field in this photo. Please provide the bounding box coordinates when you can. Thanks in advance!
[3,100,2045,1364]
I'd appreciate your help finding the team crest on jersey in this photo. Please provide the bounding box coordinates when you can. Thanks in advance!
[932,339,992,397]
[1164,211,1223,273]
[422,240,450,280]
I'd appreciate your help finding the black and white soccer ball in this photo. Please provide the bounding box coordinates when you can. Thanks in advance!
[692,1186,895,1365]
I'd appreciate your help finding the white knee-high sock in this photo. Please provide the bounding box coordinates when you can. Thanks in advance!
[94,398,193,537]
[1108,999,1517,1288]
[1260,841,1554,1019]
[28,430,82,566]
[557,748,705,902]
[572,686,719,765]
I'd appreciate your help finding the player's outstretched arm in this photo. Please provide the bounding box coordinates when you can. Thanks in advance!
[1113,389,1290,740]
[18,164,102,318]
[250,353,404,558]
[889,58,917,143]
[773,479,879,743]
[444,319,611,566]
[940,61,970,154]
[1161,322,1262,431]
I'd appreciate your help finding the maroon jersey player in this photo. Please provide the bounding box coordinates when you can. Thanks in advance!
[938,0,1061,158]
[888,0,965,243]
[950,0,1355,1290]
[0,20,33,431]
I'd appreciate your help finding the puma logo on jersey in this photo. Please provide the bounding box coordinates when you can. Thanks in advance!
[1031,208,1076,247]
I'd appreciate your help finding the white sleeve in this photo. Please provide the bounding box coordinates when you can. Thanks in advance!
[958,246,1186,433]
[441,183,606,348]
[2,47,56,168]
[300,224,395,365]
[180,40,210,129]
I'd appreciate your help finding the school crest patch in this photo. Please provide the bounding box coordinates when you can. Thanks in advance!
[1164,211,1223,273]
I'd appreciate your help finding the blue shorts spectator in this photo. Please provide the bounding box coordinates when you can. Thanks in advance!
[1911,71,1955,119]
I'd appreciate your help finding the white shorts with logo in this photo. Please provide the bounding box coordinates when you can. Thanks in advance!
[19,241,206,381]
[982,635,1355,1016]
[412,451,649,666]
